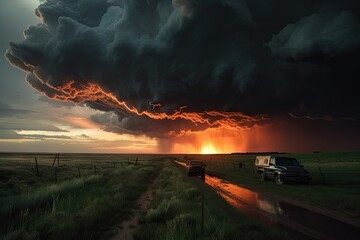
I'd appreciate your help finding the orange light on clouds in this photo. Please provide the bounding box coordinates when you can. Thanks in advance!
[60,116,99,129]
[34,81,274,154]
[164,124,278,154]
[167,127,250,154]
[44,81,264,133]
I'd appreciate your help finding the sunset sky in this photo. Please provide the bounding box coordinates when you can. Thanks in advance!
[1,0,359,154]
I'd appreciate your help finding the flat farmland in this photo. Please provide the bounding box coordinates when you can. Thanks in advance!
[0,152,359,240]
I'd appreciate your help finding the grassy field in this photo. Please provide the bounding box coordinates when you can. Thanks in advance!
[1,152,358,239]
[0,153,162,240]
[135,161,288,240]
[175,152,360,218]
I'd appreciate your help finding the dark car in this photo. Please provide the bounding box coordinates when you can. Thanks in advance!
[255,156,311,185]
[187,161,206,178]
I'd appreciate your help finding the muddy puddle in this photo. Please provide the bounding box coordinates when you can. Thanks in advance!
[174,161,359,240]
[204,174,360,240]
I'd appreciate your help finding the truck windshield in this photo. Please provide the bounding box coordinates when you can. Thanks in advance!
[276,158,299,167]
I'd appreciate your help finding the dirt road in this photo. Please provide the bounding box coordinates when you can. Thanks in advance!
[109,171,161,240]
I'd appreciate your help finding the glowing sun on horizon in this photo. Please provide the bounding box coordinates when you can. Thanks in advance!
[200,142,218,154]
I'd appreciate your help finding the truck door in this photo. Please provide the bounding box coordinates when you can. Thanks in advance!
[265,157,276,179]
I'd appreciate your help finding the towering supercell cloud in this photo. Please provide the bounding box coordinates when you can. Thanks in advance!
[266,11,360,62]
[5,0,360,140]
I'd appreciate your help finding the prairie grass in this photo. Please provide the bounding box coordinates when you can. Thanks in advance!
[135,162,288,240]
[0,154,163,240]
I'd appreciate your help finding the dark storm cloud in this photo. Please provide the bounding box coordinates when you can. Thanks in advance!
[90,110,262,138]
[5,0,360,138]
[266,11,360,62]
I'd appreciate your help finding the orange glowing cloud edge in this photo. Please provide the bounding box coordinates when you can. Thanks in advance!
[43,81,265,135]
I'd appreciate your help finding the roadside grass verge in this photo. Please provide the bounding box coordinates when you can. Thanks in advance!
[0,161,163,240]
[135,161,288,240]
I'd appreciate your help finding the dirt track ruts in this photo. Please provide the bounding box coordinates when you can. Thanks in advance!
[109,170,162,240]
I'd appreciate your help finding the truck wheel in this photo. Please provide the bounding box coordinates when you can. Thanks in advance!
[275,175,284,185]
[260,172,266,182]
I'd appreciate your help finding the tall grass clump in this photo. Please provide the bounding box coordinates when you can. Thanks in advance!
[0,160,163,240]
[1,175,101,216]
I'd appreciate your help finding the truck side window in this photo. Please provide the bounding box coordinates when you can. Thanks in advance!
[270,157,275,165]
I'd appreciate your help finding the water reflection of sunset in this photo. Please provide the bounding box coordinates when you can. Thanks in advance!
[205,176,258,205]
[174,160,283,217]
[205,175,283,216]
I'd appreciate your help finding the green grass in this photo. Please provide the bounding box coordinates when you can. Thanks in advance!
[135,161,288,240]
[176,152,360,218]
[0,153,163,240]
[2,152,358,239]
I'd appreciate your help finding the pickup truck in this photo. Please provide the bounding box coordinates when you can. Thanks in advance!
[187,161,206,178]
[255,156,311,185]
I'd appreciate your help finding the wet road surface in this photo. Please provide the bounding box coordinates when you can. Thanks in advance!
[175,161,360,240]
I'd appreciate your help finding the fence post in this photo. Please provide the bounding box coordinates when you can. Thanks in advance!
[52,154,57,167]
[78,167,81,178]
[135,157,138,165]
[57,154,59,166]
[94,165,97,174]
[34,157,39,176]
[113,162,116,168]
[318,165,326,184]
